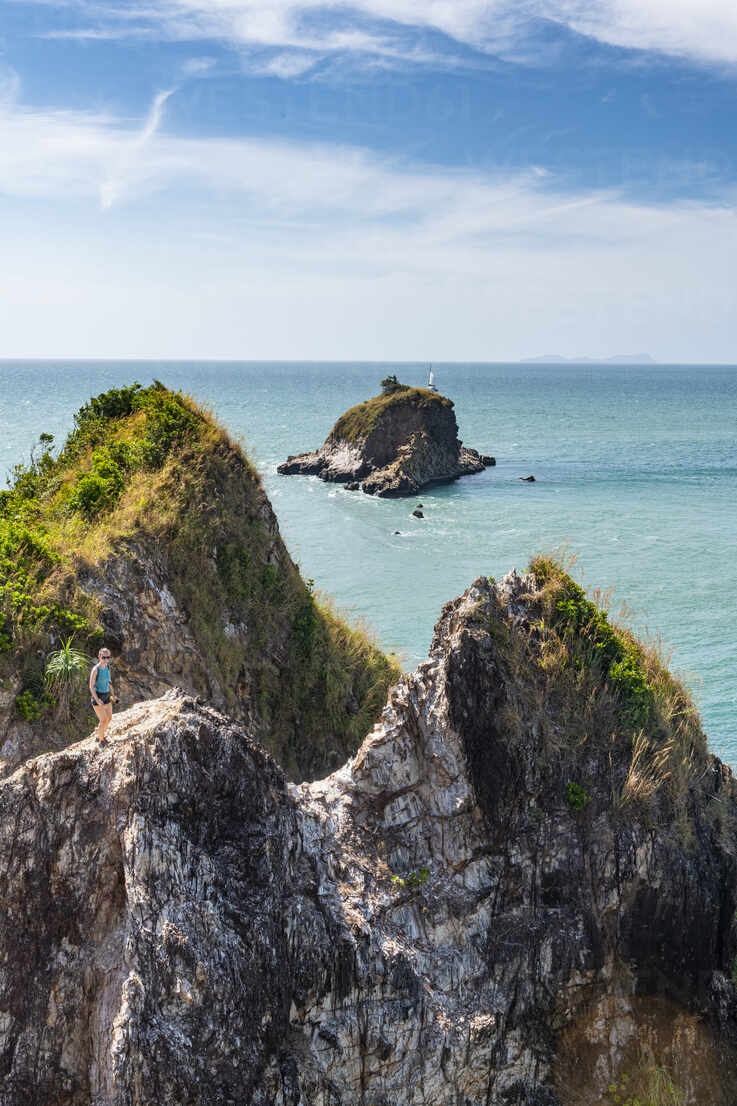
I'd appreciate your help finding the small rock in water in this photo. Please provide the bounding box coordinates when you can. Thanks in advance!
[417,504,424,509]
[393,530,401,535]
[519,475,536,482]
[344,481,360,491]
[412,509,424,519]
[481,455,496,466]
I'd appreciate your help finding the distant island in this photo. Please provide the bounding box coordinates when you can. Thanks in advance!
[278,375,495,497]
[520,353,657,364]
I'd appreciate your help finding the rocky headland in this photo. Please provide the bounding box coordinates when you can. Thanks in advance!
[277,380,495,497]
[0,384,398,782]
[1,563,736,1105]
[2,385,737,1105]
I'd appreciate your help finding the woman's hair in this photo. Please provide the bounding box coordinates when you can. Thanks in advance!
[98,647,111,659]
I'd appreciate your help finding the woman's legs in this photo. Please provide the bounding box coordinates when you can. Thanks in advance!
[93,702,113,743]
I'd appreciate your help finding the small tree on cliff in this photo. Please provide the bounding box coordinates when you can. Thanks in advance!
[45,638,89,721]
[381,375,408,394]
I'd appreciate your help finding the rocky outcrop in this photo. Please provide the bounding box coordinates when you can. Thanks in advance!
[0,398,397,785]
[278,386,494,497]
[2,571,736,1105]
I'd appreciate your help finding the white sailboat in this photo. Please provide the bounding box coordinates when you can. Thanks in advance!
[427,365,437,392]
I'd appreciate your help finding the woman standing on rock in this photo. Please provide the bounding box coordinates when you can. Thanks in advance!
[89,647,116,745]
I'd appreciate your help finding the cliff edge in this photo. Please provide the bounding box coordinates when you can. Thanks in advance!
[2,560,735,1105]
[278,380,495,497]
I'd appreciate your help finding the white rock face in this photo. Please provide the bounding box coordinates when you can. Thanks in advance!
[0,575,736,1105]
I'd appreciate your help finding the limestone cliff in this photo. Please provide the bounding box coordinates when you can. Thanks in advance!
[1,566,735,1105]
[278,384,494,497]
[0,384,398,782]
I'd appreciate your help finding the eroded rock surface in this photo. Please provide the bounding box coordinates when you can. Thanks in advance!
[1,574,736,1105]
[278,387,493,497]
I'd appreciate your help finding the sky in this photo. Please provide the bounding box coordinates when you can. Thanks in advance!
[0,1,736,361]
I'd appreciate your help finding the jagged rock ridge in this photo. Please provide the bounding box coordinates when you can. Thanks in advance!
[278,385,495,497]
[1,570,736,1105]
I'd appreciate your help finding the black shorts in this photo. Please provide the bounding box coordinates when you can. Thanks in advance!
[91,692,112,709]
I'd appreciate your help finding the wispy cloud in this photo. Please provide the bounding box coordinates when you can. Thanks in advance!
[537,0,737,66]
[180,56,217,76]
[100,88,175,209]
[0,64,21,105]
[0,90,733,233]
[0,93,735,359]
[22,0,737,67]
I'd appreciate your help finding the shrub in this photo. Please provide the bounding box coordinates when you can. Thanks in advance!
[292,594,318,655]
[75,383,142,425]
[566,781,591,812]
[15,690,41,722]
[607,1065,684,1105]
[609,653,652,725]
[69,473,118,519]
[136,388,199,467]
[381,374,408,394]
[392,868,430,890]
[45,638,89,721]
[534,558,656,729]
[0,612,11,652]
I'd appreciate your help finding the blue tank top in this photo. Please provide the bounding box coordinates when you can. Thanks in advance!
[94,665,111,693]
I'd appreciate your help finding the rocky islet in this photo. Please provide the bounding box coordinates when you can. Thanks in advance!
[277,381,495,497]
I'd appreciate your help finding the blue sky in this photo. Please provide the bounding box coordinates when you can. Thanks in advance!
[1,0,736,360]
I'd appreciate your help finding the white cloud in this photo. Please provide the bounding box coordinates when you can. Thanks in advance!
[0,92,732,234]
[0,65,21,105]
[23,0,737,66]
[257,51,317,78]
[180,55,217,75]
[100,88,175,209]
[538,0,737,65]
[0,94,734,360]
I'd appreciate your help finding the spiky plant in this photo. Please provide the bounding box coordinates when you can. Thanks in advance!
[45,638,89,721]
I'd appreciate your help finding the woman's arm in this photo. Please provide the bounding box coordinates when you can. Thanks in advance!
[89,665,100,704]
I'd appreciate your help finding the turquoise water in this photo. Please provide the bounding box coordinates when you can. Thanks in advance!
[1,360,735,763]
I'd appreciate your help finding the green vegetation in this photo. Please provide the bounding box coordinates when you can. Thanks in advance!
[380,374,408,394]
[45,638,89,721]
[15,690,42,722]
[1,381,399,776]
[496,554,709,822]
[565,781,591,812]
[392,868,430,890]
[160,427,400,777]
[607,1066,684,1105]
[0,382,199,648]
[331,386,452,443]
[0,382,202,727]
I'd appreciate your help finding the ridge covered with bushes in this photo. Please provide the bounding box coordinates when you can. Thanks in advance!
[0,382,400,777]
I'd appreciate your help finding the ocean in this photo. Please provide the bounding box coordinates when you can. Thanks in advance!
[1,360,735,763]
